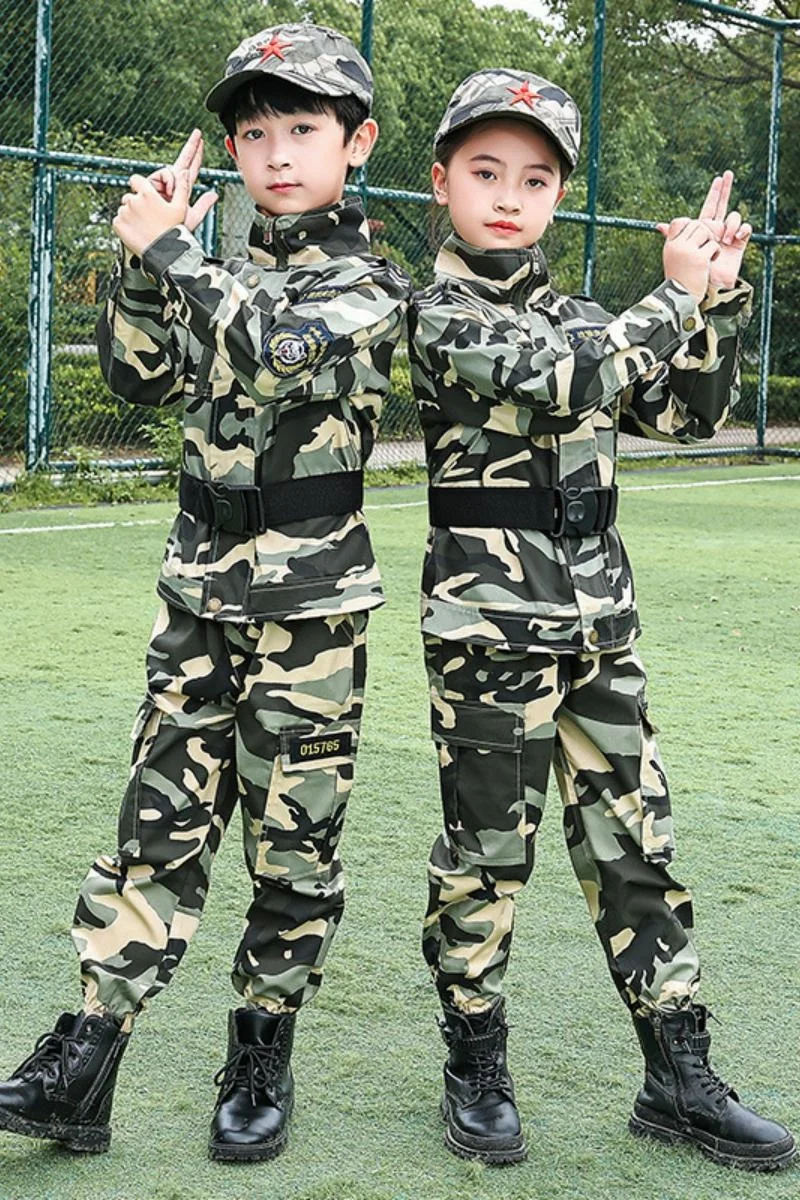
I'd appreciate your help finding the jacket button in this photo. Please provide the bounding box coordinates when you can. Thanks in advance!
[682,316,697,331]
[246,273,259,287]
[207,597,222,613]
[588,629,600,645]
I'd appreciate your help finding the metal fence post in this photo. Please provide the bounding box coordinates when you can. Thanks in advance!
[26,0,54,472]
[582,0,606,296]
[357,0,375,213]
[756,26,783,456]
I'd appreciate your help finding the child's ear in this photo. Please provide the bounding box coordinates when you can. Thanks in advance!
[431,162,448,208]
[224,134,238,163]
[348,118,379,168]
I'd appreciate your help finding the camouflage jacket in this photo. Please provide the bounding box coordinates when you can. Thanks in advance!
[410,234,752,653]
[98,197,409,622]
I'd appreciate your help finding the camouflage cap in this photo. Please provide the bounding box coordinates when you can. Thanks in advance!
[205,23,373,114]
[434,68,580,170]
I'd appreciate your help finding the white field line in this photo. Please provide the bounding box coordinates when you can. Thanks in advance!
[1,474,799,536]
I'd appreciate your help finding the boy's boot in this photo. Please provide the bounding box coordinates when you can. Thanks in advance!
[438,996,526,1164]
[0,1010,129,1153]
[208,1007,295,1162]
[629,1004,796,1172]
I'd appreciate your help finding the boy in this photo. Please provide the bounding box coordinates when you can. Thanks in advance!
[409,68,796,1171]
[0,23,408,1162]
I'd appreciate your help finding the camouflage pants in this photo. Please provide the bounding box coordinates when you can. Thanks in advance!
[422,635,701,1016]
[72,600,367,1022]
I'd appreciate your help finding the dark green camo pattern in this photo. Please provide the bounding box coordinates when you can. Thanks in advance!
[409,234,752,653]
[422,635,700,1016]
[97,197,410,622]
[73,602,368,1020]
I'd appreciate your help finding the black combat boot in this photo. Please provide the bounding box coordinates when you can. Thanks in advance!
[438,997,526,1164]
[0,1011,129,1153]
[208,1007,295,1162]
[629,1004,796,1171]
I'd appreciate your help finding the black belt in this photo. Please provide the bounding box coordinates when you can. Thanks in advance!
[180,470,364,535]
[428,485,618,537]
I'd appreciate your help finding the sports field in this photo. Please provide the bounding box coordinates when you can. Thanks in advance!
[0,462,798,1200]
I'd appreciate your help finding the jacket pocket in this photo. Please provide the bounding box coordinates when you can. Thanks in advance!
[432,701,526,867]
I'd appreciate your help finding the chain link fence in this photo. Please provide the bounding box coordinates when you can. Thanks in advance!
[2,0,799,489]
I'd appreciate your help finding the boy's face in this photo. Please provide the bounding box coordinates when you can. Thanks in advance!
[226,106,377,216]
[432,120,566,251]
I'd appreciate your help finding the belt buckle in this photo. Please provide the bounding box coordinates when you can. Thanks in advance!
[556,487,599,537]
[207,481,236,528]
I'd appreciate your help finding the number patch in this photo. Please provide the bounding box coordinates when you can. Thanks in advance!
[284,730,353,765]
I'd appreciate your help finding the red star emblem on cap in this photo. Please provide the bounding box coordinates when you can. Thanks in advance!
[257,35,292,63]
[507,81,541,110]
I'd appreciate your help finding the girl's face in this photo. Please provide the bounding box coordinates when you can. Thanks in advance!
[432,119,566,250]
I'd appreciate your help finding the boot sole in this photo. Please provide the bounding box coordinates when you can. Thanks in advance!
[629,1108,797,1173]
[441,1096,527,1166]
[0,1107,110,1153]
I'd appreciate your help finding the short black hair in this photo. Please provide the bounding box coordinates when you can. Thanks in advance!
[220,76,369,144]
[435,118,571,182]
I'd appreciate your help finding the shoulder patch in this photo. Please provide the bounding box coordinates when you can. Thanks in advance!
[262,320,333,377]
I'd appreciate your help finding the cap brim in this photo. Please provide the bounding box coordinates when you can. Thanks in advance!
[434,109,578,169]
[205,68,369,113]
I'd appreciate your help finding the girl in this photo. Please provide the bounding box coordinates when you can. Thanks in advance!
[409,67,794,1172]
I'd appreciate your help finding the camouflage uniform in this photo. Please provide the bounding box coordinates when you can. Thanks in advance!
[72,29,409,1023]
[411,70,753,1017]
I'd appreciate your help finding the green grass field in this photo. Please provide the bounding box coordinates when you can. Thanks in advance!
[1,462,799,1200]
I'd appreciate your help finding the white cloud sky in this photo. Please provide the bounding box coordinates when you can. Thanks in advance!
[474,0,554,16]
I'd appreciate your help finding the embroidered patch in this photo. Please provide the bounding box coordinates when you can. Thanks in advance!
[565,324,607,350]
[262,320,333,376]
[284,731,353,765]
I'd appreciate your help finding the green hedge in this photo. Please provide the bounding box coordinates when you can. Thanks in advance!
[741,374,800,424]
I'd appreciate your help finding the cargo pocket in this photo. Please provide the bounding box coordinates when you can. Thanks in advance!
[117,696,162,864]
[637,692,676,865]
[117,694,217,869]
[432,701,525,867]
[254,719,358,879]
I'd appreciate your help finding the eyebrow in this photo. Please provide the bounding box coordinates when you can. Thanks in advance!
[468,153,555,174]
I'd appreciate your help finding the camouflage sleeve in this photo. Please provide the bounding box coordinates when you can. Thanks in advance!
[95,244,188,406]
[413,279,704,429]
[140,225,409,401]
[619,280,753,442]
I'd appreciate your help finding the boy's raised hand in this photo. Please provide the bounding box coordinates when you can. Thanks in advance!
[113,128,218,256]
[147,129,219,232]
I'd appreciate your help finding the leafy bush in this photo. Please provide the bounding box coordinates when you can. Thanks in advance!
[382,354,420,440]
[741,374,800,424]
[50,353,151,450]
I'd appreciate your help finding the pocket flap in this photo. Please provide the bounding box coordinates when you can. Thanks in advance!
[432,701,523,752]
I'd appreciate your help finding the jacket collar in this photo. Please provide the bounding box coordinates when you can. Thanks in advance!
[435,233,551,305]
[248,196,371,268]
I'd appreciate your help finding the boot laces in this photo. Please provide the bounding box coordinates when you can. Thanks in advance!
[214,1042,282,1107]
[20,1030,84,1085]
[678,1031,731,1101]
[471,1047,510,1096]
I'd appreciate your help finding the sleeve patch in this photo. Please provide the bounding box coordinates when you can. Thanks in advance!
[565,324,607,350]
[262,320,333,377]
